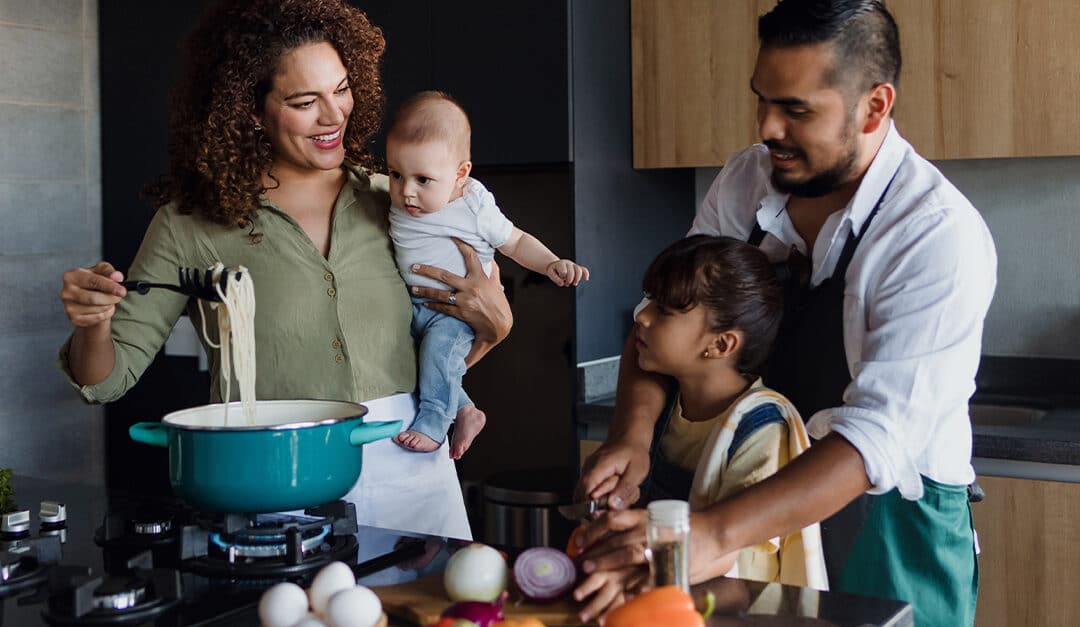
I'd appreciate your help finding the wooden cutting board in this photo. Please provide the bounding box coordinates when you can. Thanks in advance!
[372,573,586,626]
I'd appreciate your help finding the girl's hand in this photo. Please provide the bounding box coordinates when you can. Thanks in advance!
[573,564,649,623]
[546,259,590,287]
[409,237,513,346]
[60,261,127,329]
[571,509,652,621]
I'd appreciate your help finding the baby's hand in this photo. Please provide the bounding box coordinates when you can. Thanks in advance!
[546,259,590,287]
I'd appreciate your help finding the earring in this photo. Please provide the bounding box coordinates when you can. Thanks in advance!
[702,349,710,358]
[254,123,263,131]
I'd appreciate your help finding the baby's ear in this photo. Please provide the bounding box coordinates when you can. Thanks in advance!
[456,160,473,186]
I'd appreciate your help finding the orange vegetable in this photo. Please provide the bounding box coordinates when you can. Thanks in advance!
[603,586,705,627]
[565,525,587,560]
[425,619,458,627]
[494,619,546,627]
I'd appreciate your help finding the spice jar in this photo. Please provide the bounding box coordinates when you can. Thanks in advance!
[646,499,690,592]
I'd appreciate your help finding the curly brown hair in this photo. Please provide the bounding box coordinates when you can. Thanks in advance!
[145,0,385,227]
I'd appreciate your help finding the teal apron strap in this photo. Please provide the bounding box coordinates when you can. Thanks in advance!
[835,476,979,627]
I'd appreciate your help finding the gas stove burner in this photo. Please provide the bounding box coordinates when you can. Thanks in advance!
[210,515,332,561]
[0,536,62,597]
[94,505,188,571]
[131,519,172,536]
[40,552,181,626]
[184,532,358,580]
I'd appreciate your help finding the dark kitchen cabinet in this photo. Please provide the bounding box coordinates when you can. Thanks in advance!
[357,1,694,484]
[356,0,572,166]
[98,1,693,491]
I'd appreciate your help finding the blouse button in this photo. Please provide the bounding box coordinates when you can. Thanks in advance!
[331,339,342,349]
[324,272,334,282]
[335,354,345,364]
[327,287,337,298]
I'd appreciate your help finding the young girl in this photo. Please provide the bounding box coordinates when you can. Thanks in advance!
[575,235,826,618]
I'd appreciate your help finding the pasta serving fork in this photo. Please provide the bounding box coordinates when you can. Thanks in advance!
[121,266,241,302]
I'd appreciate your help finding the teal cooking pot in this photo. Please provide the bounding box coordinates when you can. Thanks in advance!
[129,399,401,513]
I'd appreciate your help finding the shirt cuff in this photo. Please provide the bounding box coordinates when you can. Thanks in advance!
[806,406,925,500]
[56,334,128,404]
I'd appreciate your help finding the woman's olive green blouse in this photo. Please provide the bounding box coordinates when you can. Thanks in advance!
[59,166,416,404]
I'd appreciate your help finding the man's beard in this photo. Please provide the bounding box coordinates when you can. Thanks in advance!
[768,140,859,198]
[767,113,861,198]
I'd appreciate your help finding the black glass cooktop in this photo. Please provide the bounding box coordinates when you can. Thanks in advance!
[0,475,458,626]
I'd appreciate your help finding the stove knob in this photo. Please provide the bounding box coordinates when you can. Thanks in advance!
[1,509,30,535]
[40,501,67,525]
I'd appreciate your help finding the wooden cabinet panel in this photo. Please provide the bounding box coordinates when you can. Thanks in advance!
[633,0,1080,167]
[972,475,1080,627]
[631,0,771,168]
[891,1,1080,159]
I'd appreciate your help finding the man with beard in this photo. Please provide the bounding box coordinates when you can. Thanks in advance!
[573,1,996,626]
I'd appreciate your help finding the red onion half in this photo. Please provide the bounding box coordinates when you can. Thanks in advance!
[512,547,577,602]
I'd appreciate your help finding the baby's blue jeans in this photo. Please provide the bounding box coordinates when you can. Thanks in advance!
[408,296,474,443]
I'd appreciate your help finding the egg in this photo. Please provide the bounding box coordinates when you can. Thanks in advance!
[257,582,309,627]
[308,561,357,616]
[324,585,383,627]
[292,614,329,627]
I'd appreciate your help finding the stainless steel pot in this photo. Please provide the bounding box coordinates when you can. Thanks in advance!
[481,467,576,552]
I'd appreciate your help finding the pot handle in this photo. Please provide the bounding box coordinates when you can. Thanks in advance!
[349,419,403,446]
[129,422,169,448]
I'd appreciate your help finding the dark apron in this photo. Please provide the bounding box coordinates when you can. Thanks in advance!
[749,194,882,589]
[750,180,978,626]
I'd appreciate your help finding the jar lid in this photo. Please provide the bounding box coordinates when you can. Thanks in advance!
[647,499,689,526]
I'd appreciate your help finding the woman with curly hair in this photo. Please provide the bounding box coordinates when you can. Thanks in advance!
[56,0,510,538]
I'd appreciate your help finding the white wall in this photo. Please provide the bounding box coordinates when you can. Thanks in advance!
[0,0,105,482]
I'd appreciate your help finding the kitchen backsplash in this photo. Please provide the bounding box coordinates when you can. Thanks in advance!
[695,155,1080,360]
[0,0,105,483]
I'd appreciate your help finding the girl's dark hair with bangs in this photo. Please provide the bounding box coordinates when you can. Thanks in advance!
[643,235,784,376]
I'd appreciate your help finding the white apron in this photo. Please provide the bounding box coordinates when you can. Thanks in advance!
[345,392,472,540]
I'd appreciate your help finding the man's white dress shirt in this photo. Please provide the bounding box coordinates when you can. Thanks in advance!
[690,122,997,499]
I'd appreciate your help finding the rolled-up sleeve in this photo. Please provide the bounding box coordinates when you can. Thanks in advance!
[56,207,192,403]
[808,205,997,499]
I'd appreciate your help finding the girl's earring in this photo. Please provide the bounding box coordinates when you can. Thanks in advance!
[702,349,710,358]
[254,123,263,131]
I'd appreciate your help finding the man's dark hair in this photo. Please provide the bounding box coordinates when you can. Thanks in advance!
[642,235,784,377]
[758,0,901,96]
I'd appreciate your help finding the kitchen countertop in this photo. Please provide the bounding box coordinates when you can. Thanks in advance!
[577,356,1080,468]
[579,396,1080,465]
[0,475,911,626]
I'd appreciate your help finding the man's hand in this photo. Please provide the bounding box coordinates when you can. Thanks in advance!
[576,438,652,509]
[571,509,651,623]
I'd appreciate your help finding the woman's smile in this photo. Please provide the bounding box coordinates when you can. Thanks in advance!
[310,126,343,150]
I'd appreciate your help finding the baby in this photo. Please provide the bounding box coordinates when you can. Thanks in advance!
[386,91,589,457]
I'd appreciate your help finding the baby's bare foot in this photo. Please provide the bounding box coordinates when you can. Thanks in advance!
[394,430,440,452]
[450,405,487,460]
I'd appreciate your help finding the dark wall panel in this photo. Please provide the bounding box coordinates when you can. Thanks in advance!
[571,1,694,362]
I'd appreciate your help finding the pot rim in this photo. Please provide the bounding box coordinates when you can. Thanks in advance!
[161,399,369,432]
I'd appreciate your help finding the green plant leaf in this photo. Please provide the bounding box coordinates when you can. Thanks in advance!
[0,468,15,515]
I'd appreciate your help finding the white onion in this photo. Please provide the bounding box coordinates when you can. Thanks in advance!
[443,543,508,602]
